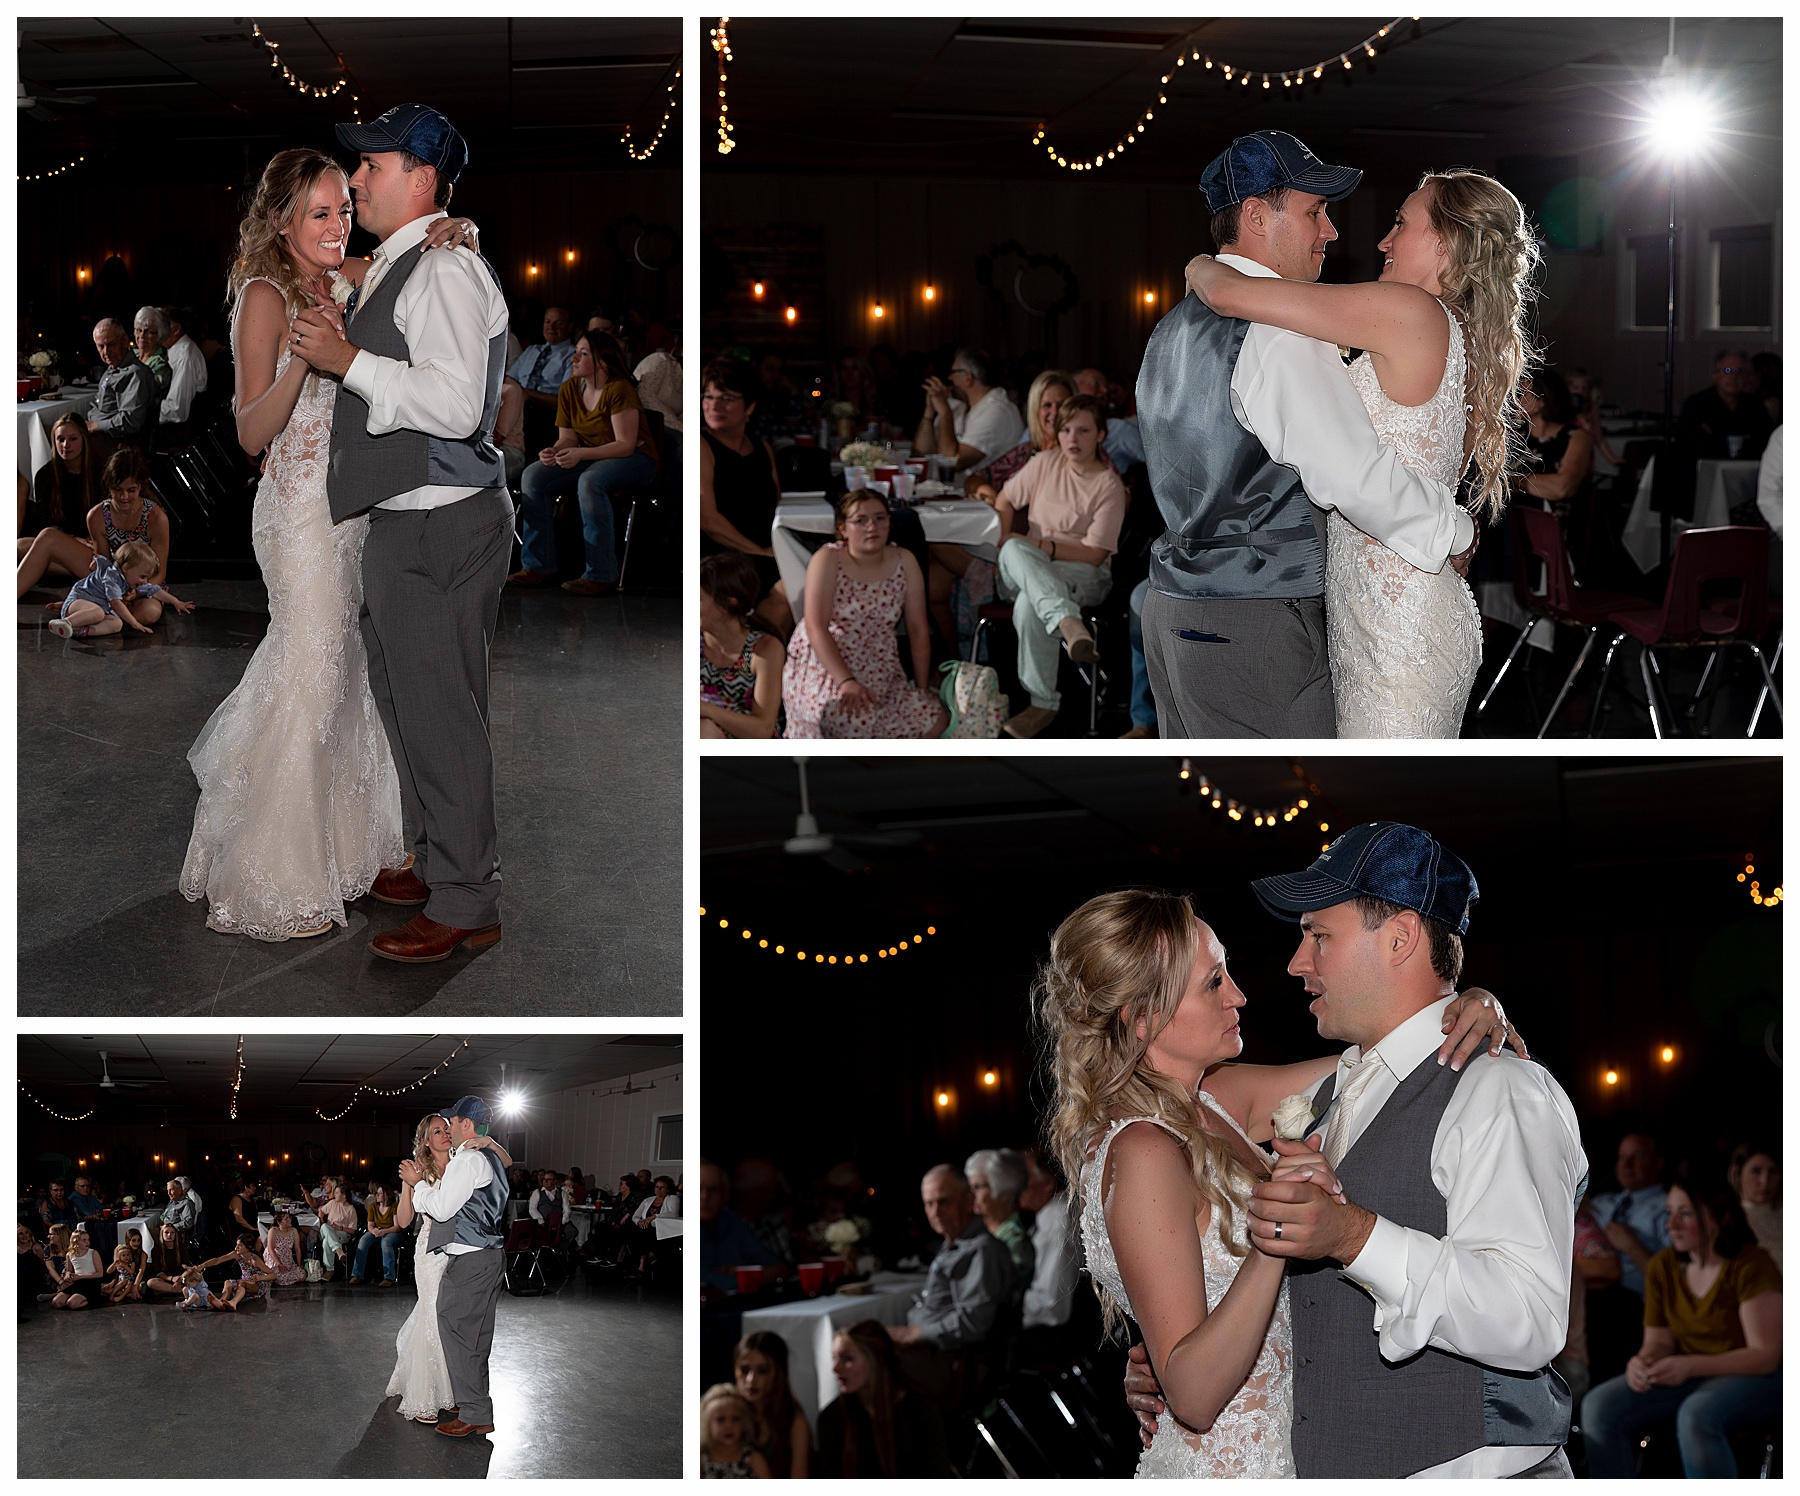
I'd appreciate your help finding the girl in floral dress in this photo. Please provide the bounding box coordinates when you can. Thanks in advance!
[782,493,946,738]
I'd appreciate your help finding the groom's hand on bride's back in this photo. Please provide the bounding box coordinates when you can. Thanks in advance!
[1122,1343,1165,1445]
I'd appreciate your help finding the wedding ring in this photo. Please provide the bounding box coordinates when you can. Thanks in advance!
[1273,1221,1284,1241]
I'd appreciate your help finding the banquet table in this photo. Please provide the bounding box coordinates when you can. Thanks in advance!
[739,1271,927,1419]
[772,499,1002,624]
[654,1215,684,1242]
[256,1212,320,1231]
[114,1217,156,1252]
[1620,457,1762,573]
[17,387,98,480]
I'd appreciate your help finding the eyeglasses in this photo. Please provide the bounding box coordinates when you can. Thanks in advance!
[949,366,973,378]
[1717,365,1747,375]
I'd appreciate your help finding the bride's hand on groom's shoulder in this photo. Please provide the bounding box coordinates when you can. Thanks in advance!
[421,217,480,255]
[1184,254,1229,308]
[1438,988,1528,1070]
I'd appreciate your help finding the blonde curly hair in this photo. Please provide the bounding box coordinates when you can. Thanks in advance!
[226,147,348,319]
[1035,888,1258,1337]
[1418,169,1542,523]
[412,1113,448,1185]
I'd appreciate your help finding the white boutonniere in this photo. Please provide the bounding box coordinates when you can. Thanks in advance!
[328,271,355,308]
[1271,1094,1317,1141]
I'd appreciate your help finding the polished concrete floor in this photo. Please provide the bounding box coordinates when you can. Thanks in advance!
[18,1272,679,1478]
[18,579,680,1015]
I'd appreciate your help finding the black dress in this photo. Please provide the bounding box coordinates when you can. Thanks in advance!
[25,463,93,540]
[814,1391,952,1478]
[703,429,783,595]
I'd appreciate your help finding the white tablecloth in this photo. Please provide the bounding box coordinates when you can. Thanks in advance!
[739,1271,926,1419]
[108,1218,155,1251]
[17,389,98,479]
[772,500,1002,624]
[257,1212,319,1230]
[654,1215,684,1241]
[1621,457,1761,572]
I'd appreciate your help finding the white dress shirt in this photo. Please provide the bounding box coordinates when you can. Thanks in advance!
[949,387,1026,474]
[1219,254,1475,570]
[634,350,683,434]
[410,1142,498,1257]
[1310,994,1586,1478]
[1022,1189,1083,1329]
[161,333,209,424]
[341,211,512,513]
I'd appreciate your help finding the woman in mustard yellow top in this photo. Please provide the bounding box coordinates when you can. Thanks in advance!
[1582,1166,1782,1477]
[511,329,659,596]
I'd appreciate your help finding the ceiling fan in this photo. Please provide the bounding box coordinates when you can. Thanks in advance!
[91,1051,156,1090]
[781,757,919,871]
[18,78,95,124]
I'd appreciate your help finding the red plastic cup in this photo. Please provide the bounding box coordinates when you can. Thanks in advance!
[798,1262,824,1295]
[733,1265,763,1294]
[822,1257,847,1283]
[795,433,818,447]
[873,466,899,486]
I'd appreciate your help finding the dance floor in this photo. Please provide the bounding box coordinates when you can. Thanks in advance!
[17,581,680,1014]
[19,1271,679,1478]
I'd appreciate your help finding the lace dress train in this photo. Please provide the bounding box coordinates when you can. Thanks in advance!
[1079,1094,1295,1478]
[388,1242,455,1419]
[179,313,403,939]
[1327,299,1483,738]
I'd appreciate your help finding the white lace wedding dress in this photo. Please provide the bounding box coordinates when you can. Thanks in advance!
[1326,298,1483,737]
[1080,1093,1295,1479]
[179,279,404,938]
[388,1238,455,1419]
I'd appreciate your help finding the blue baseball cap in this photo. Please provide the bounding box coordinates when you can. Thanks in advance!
[1199,129,1361,213]
[445,1094,492,1132]
[1250,822,1479,935]
[337,103,468,184]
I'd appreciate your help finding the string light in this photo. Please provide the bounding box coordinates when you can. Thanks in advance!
[711,17,736,155]
[1176,761,1329,832]
[229,1035,245,1121]
[701,907,939,965]
[1032,19,1416,173]
[19,1084,93,1122]
[1738,856,1783,908]
[624,63,680,161]
[18,154,85,183]
[249,22,361,121]
[315,1038,472,1121]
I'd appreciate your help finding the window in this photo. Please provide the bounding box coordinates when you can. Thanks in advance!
[652,1111,683,1164]
[1629,233,1673,330]
[1711,224,1773,330]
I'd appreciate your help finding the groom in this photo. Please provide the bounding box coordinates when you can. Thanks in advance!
[1128,822,1587,1477]
[401,1093,510,1439]
[294,103,513,963]
[1135,130,1475,737]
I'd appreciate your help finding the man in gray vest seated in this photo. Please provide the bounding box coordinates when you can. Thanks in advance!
[1134,131,1474,737]
[291,103,514,964]
[1126,822,1586,1477]
[401,1093,510,1439]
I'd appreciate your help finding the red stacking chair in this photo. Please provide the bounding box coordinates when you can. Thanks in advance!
[502,1216,546,1295]
[1475,504,1648,737]
[1591,526,1781,738]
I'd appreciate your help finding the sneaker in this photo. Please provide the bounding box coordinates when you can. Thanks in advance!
[1002,705,1058,739]
[47,618,74,639]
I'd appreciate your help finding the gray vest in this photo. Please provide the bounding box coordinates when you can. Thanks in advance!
[1135,293,1325,599]
[1288,1053,1571,1478]
[327,239,507,523]
[426,1147,509,1254]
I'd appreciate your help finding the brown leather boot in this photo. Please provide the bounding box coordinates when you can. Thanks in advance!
[369,865,429,906]
[435,1418,495,1438]
[370,915,502,964]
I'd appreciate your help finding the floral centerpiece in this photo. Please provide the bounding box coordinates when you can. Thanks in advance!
[27,349,60,392]
[821,1215,878,1275]
[839,441,894,473]
[829,400,859,438]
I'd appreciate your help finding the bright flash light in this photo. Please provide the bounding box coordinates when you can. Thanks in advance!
[498,1088,525,1117]
[1645,70,1716,158]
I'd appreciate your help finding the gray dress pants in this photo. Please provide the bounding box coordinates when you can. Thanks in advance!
[435,1246,505,1426]
[361,489,515,929]
[1142,589,1336,738]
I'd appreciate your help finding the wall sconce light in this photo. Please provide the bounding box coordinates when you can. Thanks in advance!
[872,302,884,319]
[527,264,539,278]
[564,250,575,263]
[1603,1069,1619,1087]
[1143,290,1156,305]
[923,284,936,301]
[981,1070,998,1088]
[784,306,797,324]
[76,267,89,282]
[752,281,765,298]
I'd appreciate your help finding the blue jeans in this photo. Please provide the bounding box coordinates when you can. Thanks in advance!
[1582,1368,1781,1478]
[1127,577,1156,729]
[518,451,657,583]
[351,1230,398,1281]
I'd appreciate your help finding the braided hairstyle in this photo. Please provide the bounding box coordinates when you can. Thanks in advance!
[1418,169,1542,522]
[1035,888,1258,1337]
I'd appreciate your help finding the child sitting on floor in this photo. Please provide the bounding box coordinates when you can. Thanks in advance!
[101,1242,145,1304]
[700,1383,771,1478]
[48,539,193,639]
[178,1263,233,1312]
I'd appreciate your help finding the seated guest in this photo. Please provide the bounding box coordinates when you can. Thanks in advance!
[991,395,1128,739]
[749,351,804,444]
[144,1220,194,1295]
[50,1224,105,1310]
[38,1180,79,1230]
[261,1210,306,1286]
[493,375,528,488]
[510,329,659,596]
[633,1174,679,1275]
[67,1176,104,1220]
[1582,1166,1782,1478]
[700,1382,771,1478]
[159,306,210,430]
[964,1148,1033,1302]
[567,1166,588,1206]
[506,304,575,415]
[819,1320,953,1477]
[1019,1147,1081,1336]
[19,447,170,608]
[132,306,174,400]
[1075,365,1146,468]
[884,1165,1013,1399]
[1732,1141,1781,1271]
[781,492,945,739]
[635,331,683,501]
[317,1184,359,1274]
[732,1158,798,1268]
[47,538,190,639]
[20,416,98,577]
[700,356,791,637]
[588,310,630,368]
[1565,366,1626,469]
[1591,1132,1672,1301]
[735,1331,811,1478]
[699,1159,783,1295]
[914,347,1024,478]
[1680,348,1775,461]
[101,1241,147,1304]
[18,1224,57,1312]
[835,347,880,426]
[1513,367,1594,510]
[84,318,158,456]
[204,1232,278,1308]
[700,552,785,739]
[227,1181,260,1244]
[350,1184,403,1285]
[1555,1194,1623,1411]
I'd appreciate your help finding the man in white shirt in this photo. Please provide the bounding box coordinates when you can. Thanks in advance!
[914,347,1024,477]
[1136,131,1474,737]
[159,307,209,428]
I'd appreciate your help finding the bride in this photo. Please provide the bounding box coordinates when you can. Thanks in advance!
[178,148,477,940]
[390,1113,513,1422]
[1184,170,1538,738]
[1037,889,1517,1477]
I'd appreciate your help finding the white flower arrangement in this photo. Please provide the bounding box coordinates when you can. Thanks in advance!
[838,441,894,471]
[122,1196,137,1208]
[829,401,857,421]
[822,1216,872,1254]
[1271,1094,1317,1141]
[28,350,58,374]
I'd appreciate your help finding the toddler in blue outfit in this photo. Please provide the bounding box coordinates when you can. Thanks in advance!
[49,539,193,638]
